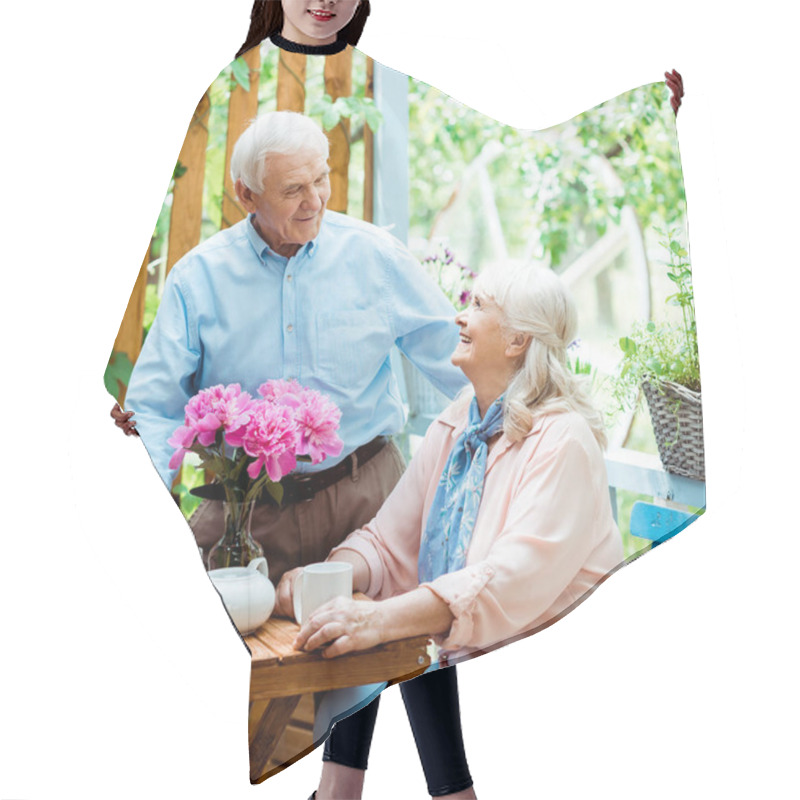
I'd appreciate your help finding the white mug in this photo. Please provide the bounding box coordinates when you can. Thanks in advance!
[293,562,353,625]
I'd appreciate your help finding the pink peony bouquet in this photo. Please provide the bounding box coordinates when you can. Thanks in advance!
[168,380,343,507]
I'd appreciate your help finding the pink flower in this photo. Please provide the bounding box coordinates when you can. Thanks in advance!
[291,388,344,464]
[167,425,196,470]
[166,379,343,498]
[192,384,254,446]
[168,384,254,469]
[228,401,300,482]
[258,379,304,403]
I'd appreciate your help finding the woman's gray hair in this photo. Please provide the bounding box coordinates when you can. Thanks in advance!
[230,111,330,194]
[477,264,607,449]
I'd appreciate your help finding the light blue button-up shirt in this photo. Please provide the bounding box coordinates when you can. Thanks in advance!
[126,210,467,488]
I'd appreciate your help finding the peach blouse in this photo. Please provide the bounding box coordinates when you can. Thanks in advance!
[332,400,624,662]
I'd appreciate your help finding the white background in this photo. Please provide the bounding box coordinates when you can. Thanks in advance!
[1,1,797,798]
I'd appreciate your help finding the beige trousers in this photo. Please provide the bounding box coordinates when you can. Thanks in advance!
[189,440,406,584]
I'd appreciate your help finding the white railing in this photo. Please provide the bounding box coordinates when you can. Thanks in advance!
[605,447,706,522]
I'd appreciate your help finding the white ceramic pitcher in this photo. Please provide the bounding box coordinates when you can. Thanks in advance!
[208,557,275,635]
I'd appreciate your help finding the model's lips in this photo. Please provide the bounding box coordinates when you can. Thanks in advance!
[308,9,335,22]
[459,334,472,344]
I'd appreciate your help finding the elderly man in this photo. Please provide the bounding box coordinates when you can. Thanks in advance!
[123,109,466,582]
[116,109,475,799]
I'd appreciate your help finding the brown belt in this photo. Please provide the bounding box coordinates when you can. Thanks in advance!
[279,436,389,505]
[190,436,390,507]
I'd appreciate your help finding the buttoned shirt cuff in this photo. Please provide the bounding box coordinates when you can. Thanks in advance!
[328,539,386,598]
[421,562,495,650]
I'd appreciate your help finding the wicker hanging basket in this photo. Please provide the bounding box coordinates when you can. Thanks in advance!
[642,379,705,481]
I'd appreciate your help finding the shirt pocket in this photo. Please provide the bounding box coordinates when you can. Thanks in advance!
[314,309,392,388]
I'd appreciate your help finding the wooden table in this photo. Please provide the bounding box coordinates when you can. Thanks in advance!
[245,598,431,784]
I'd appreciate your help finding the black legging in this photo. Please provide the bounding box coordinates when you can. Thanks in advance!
[323,665,473,797]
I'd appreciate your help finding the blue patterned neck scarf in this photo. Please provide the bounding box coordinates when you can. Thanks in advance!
[418,395,506,583]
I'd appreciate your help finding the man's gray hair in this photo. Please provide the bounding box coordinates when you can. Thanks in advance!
[230,111,330,194]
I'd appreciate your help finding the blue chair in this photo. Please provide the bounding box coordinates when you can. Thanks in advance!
[629,501,699,547]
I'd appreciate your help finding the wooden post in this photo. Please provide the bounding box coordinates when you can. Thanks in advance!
[276,51,307,112]
[162,91,210,497]
[324,48,353,213]
[111,248,150,404]
[363,57,375,223]
[166,92,211,275]
[222,49,262,229]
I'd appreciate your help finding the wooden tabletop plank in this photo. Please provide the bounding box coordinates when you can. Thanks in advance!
[261,620,298,652]
[244,594,375,663]
[245,595,432,699]
[246,632,282,660]
[250,635,431,699]
[246,625,290,660]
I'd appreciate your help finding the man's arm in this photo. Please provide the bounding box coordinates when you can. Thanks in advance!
[382,237,469,400]
[125,268,201,489]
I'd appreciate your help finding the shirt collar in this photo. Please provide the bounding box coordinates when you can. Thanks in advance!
[245,214,320,264]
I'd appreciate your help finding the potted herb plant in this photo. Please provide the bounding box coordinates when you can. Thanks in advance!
[614,230,704,480]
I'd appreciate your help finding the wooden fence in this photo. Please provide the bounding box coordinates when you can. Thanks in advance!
[110,46,374,402]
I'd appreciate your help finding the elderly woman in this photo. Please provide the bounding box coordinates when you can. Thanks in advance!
[280,265,623,797]
[285,265,622,661]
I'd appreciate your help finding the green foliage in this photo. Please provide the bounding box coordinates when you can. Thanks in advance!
[565,340,601,401]
[264,480,284,506]
[230,57,251,92]
[407,80,685,269]
[573,88,684,228]
[203,71,234,232]
[143,283,160,337]
[613,230,700,411]
[174,460,206,520]
[567,353,594,377]
[308,93,383,133]
[103,351,134,400]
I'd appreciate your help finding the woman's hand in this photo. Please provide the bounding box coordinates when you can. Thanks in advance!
[274,567,304,618]
[111,403,138,436]
[294,596,385,658]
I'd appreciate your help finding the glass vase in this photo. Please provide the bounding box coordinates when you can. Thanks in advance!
[207,498,264,571]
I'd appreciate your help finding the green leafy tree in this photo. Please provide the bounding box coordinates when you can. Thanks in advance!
[408,80,685,269]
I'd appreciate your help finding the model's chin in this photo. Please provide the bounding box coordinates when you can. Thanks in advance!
[299,19,338,42]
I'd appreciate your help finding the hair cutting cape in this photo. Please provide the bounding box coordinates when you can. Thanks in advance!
[105,36,702,784]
